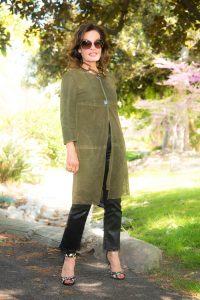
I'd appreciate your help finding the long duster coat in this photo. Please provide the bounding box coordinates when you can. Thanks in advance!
[60,68,129,205]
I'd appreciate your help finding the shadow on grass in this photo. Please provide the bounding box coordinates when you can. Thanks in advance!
[122,187,200,269]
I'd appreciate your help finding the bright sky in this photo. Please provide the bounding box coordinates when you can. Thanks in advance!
[0,36,59,115]
[0,5,49,115]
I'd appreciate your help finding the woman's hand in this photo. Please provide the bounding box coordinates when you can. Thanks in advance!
[66,142,79,173]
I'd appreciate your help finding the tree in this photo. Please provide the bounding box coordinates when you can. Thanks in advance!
[0,1,200,114]
[136,58,200,152]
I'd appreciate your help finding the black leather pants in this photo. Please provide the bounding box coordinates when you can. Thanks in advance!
[59,204,91,254]
[103,198,121,251]
[59,123,122,253]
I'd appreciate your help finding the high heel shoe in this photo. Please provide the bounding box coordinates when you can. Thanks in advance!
[61,253,76,286]
[106,251,125,280]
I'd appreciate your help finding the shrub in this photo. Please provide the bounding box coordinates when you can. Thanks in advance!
[11,107,65,168]
[126,151,146,161]
[0,135,49,183]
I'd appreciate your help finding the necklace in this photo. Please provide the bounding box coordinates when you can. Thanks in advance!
[81,62,105,77]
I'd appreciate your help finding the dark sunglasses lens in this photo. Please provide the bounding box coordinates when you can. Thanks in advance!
[81,40,92,49]
[80,40,104,49]
[94,40,103,49]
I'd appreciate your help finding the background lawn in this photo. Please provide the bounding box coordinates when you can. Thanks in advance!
[122,188,200,269]
[93,165,200,295]
[123,188,200,269]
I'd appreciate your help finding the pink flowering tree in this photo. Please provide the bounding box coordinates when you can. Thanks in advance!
[136,58,200,152]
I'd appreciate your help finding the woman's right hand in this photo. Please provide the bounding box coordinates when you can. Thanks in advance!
[66,142,79,173]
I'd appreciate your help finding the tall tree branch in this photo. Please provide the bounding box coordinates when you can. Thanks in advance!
[104,0,131,35]
[180,0,200,21]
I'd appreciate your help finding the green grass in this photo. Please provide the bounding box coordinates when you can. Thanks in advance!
[125,150,146,161]
[92,185,200,295]
[174,277,200,293]
[148,267,200,295]
[122,188,200,269]
[121,187,200,296]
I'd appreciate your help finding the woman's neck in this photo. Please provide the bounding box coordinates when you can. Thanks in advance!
[80,61,105,77]
[81,61,99,72]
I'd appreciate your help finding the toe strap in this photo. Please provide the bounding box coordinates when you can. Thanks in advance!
[110,271,125,279]
[62,276,76,282]
[111,271,123,275]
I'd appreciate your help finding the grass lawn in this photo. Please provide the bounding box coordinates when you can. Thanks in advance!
[122,188,200,270]
[93,166,200,297]
[122,188,200,295]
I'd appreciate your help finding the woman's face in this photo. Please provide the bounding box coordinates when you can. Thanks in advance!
[78,30,102,64]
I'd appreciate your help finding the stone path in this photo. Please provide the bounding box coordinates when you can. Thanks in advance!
[0,213,162,273]
[0,215,199,300]
[0,232,198,300]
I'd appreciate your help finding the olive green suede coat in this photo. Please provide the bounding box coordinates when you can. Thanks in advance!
[60,68,129,205]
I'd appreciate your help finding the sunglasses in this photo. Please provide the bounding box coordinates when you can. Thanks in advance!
[80,39,104,50]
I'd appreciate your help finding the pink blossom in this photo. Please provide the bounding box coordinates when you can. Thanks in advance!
[189,74,200,84]
[154,58,200,88]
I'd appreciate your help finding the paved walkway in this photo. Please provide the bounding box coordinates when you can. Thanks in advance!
[0,225,199,299]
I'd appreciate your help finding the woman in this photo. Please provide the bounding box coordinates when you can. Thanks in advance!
[59,22,129,286]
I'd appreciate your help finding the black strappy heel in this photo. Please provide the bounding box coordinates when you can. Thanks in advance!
[106,251,125,280]
[61,253,76,286]
[109,270,125,280]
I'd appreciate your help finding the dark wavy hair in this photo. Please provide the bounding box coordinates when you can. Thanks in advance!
[68,23,110,72]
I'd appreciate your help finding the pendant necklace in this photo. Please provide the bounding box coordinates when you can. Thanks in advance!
[81,62,105,77]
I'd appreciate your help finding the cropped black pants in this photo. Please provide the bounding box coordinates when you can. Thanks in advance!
[59,124,122,254]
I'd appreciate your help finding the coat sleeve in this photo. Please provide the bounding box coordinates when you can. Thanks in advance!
[60,72,77,145]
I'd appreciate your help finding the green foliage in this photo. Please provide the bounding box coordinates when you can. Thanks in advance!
[0,133,52,183]
[0,104,65,171]
[1,0,200,115]
[0,23,10,55]
[144,86,159,100]
[190,116,200,151]
[0,139,31,182]
[17,107,65,168]
[126,151,146,161]
[190,132,200,152]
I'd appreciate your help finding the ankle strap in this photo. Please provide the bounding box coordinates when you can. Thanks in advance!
[65,253,77,258]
